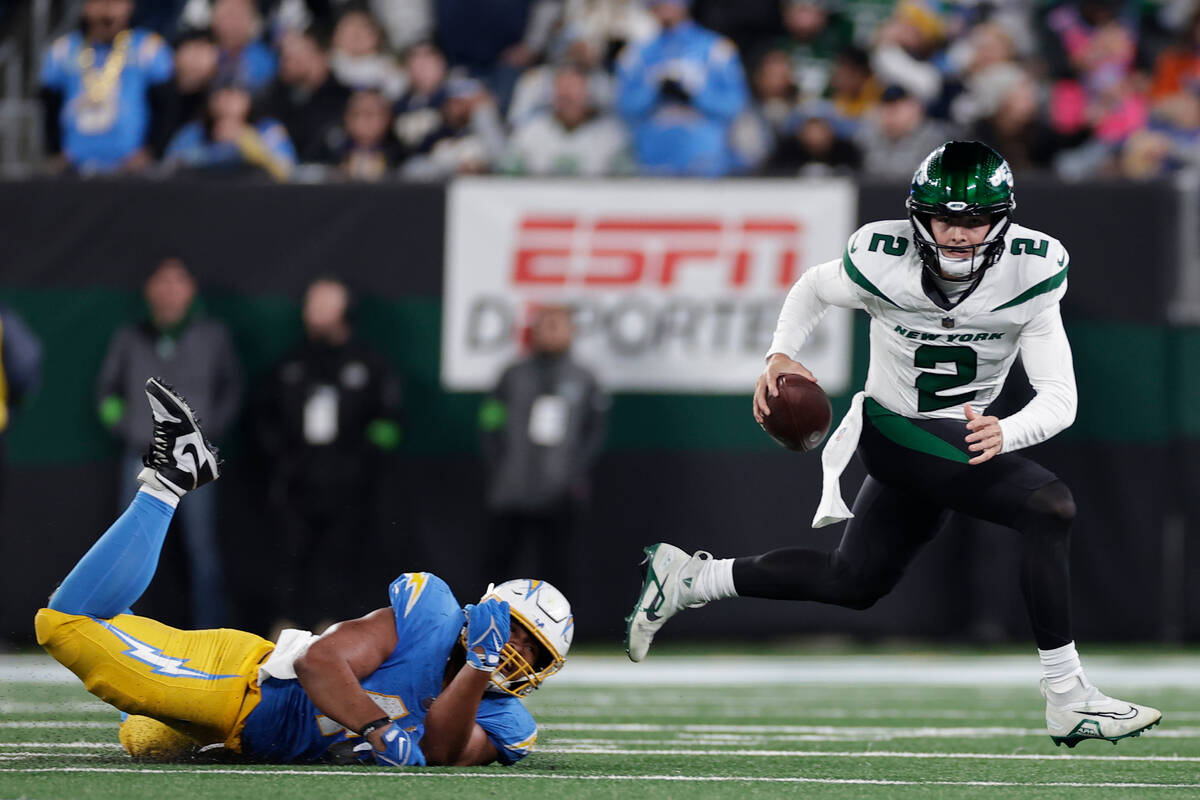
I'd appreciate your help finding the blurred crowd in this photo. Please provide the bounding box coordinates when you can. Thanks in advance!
[36,0,1200,181]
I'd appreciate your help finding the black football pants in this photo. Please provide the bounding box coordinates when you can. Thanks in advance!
[732,407,1075,649]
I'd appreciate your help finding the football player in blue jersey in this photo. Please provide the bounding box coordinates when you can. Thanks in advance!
[36,378,573,767]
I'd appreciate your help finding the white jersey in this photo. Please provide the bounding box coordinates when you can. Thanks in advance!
[769,219,1077,454]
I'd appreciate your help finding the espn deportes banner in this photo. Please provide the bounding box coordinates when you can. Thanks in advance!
[442,178,857,393]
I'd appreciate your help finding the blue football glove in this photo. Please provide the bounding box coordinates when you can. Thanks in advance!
[372,722,426,767]
[463,598,510,672]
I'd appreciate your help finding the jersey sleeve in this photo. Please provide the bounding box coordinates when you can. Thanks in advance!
[137,31,173,84]
[997,303,1077,452]
[766,256,863,359]
[475,694,538,765]
[40,36,72,89]
[387,573,464,651]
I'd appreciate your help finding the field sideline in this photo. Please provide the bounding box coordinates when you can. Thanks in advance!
[2,650,1198,799]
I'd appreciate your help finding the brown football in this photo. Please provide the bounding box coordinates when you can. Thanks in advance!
[760,374,833,452]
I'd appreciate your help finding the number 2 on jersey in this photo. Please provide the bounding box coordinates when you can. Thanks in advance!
[914,345,977,412]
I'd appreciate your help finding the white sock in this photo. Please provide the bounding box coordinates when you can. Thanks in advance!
[690,558,738,604]
[1039,641,1084,694]
[138,483,180,509]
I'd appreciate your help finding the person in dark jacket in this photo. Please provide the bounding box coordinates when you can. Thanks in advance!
[254,278,402,631]
[261,26,352,162]
[478,305,609,595]
[95,257,242,629]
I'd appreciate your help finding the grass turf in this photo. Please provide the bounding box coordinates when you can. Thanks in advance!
[2,652,1198,799]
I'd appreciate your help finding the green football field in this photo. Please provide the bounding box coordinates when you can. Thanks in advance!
[2,649,1198,799]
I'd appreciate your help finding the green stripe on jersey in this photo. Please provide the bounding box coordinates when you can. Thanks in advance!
[843,248,900,308]
[865,397,970,463]
[991,262,1069,311]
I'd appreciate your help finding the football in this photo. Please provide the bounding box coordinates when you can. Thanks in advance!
[760,374,833,452]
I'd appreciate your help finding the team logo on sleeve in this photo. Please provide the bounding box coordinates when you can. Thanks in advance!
[397,573,429,618]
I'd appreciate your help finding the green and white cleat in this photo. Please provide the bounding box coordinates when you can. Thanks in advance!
[1043,676,1163,747]
[624,543,711,662]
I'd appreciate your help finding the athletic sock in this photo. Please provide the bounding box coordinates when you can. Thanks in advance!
[137,481,180,508]
[1039,641,1085,695]
[47,491,177,618]
[689,557,738,604]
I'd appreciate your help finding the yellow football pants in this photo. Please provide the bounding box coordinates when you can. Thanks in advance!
[35,608,274,752]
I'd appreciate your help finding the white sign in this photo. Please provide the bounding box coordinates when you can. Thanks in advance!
[442,178,857,393]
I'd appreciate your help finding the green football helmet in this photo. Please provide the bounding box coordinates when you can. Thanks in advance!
[906,141,1015,282]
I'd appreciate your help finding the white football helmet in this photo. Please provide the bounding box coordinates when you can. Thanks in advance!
[477,579,573,697]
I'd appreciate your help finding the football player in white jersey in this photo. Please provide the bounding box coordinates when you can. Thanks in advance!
[625,141,1162,748]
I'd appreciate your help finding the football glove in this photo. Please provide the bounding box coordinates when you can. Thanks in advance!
[463,598,510,673]
[372,722,426,767]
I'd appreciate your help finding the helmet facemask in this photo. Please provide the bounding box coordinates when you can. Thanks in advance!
[466,579,573,698]
[907,200,1012,283]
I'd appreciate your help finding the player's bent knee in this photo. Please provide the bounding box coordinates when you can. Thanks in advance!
[120,715,199,761]
[1027,481,1076,526]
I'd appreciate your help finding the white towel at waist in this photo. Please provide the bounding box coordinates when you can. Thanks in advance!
[258,628,319,683]
[812,391,865,528]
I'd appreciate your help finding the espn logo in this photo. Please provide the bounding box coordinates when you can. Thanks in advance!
[513,216,805,289]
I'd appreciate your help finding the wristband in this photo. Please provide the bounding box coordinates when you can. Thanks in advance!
[358,717,391,740]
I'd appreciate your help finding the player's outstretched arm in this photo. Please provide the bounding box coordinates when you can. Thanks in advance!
[421,600,508,766]
[293,608,401,753]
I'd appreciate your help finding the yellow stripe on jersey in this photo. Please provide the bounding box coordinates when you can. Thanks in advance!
[506,730,538,755]
[35,608,273,751]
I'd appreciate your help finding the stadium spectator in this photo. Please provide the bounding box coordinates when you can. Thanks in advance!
[39,0,173,174]
[370,0,434,54]
[970,67,1081,172]
[478,305,609,596]
[615,0,750,176]
[948,22,1021,126]
[254,278,403,631]
[749,48,801,139]
[262,26,352,162]
[392,41,448,149]
[507,32,615,127]
[208,0,277,92]
[869,0,948,108]
[1148,8,1200,102]
[330,7,406,100]
[855,84,956,178]
[777,0,854,102]
[164,80,296,179]
[0,307,42,514]
[826,46,881,134]
[762,101,861,176]
[435,0,561,109]
[318,89,406,179]
[152,30,220,154]
[559,0,659,68]
[401,77,507,178]
[501,64,631,176]
[1043,0,1147,178]
[1118,87,1200,178]
[95,257,242,630]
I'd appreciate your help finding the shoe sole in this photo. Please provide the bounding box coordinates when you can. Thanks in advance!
[1051,714,1164,748]
[624,544,664,662]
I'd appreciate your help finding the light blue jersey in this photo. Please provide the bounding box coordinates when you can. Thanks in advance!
[40,28,172,172]
[240,573,537,764]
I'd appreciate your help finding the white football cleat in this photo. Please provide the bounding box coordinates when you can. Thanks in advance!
[624,543,711,662]
[1043,675,1163,747]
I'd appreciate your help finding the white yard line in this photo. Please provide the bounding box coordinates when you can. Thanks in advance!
[0,766,1197,789]
[540,746,1200,762]
[6,653,1200,687]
